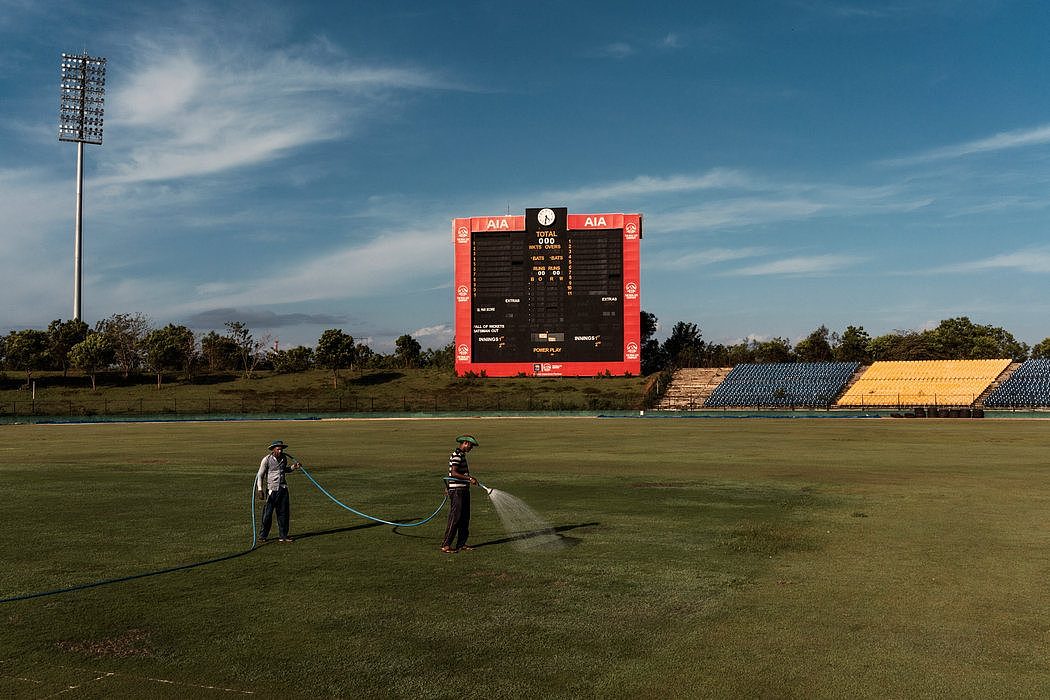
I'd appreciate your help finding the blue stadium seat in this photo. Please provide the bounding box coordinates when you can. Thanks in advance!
[984,359,1050,407]
[704,362,860,408]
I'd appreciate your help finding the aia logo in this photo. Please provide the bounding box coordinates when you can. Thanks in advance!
[456,285,469,302]
[625,282,638,294]
[626,342,639,354]
[457,344,470,359]
[456,226,470,243]
[625,222,637,234]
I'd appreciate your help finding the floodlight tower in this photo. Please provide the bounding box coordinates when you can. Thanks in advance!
[59,52,106,321]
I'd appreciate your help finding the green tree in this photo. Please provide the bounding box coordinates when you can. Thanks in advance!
[224,321,269,379]
[968,336,1003,359]
[661,322,705,368]
[867,331,934,361]
[4,329,50,386]
[793,325,834,362]
[69,333,115,390]
[355,343,377,369]
[394,334,422,369]
[704,343,732,367]
[929,317,1027,360]
[1031,338,1050,359]
[421,342,455,371]
[725,341,756,365]
[200,331,241,372]
[752,337,793,363]
[97,313,151,378]
[47,318,89,376]
[833,325,872,363]
[316,329,357,387]
[640,310,666,374]
[270,345,315,374]
[143,324,197,388]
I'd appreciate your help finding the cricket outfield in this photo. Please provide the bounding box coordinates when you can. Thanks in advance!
[2,417,1048,697]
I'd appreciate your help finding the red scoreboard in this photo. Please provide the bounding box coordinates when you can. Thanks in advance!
[453,207,642,377]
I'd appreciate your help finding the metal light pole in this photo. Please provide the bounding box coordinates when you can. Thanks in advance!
[59,52,106,321]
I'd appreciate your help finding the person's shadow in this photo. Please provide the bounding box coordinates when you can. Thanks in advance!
[292,522,386,540]
[472,522,599,549]
[385,517,599,550]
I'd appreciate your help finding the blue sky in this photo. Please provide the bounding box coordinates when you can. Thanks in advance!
[2,0,1049,352]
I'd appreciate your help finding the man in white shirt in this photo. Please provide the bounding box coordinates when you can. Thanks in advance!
[256,440,301,543]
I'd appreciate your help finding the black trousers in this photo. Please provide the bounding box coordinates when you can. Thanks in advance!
[261,488,290,539]
[442,487,471,548]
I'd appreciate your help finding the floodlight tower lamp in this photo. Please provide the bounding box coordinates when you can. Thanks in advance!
[58,52,106,321]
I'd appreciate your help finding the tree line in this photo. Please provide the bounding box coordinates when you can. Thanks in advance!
[3,312,1047,389]
[641,312,1050,374]
[0,314,453,389]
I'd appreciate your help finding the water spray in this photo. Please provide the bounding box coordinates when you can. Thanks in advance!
[446,477,563,551]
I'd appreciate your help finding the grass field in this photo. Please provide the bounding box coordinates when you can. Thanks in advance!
[2,417,1049,698]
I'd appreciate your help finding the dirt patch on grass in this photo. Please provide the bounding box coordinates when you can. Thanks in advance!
[56,628,155,658]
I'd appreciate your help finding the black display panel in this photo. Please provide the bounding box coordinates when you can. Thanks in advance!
[471,207,623,363]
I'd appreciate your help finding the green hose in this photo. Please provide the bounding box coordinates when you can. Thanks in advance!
[297,462,448,527]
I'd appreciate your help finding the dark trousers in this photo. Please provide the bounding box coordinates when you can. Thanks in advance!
[442,487,471,548]
[261,488,290,539]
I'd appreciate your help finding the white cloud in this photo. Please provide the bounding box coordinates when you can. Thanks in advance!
[883,123,1050,166]
[600,42,636,58]
[100,39,451,185]
[935,247,1050,274]
[0,168,75,327]
[164,227,450,315]
[647,246,769,270]
[656,198,829,232]
[412,324,454,347]
[548,169,753,204]
[542,171,926,233]
[662,33,684,49]
[727,254,864,276]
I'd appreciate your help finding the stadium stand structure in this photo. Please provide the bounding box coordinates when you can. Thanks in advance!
[655,367,732,410]
[835,359,1011,408]
[704,362,860,408]
[983,359,1050,408]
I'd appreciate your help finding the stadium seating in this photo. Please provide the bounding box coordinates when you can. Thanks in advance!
[835,359,1011,408]
[704,362,860,408]
[656,368,733,410]
[983,359,1050,408]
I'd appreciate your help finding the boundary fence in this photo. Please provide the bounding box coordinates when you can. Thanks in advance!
[0,392,644,418]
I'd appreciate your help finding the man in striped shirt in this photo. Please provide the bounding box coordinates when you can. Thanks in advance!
[441,435,479,553]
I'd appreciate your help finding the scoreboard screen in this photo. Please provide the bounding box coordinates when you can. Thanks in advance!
[453,207,641,377]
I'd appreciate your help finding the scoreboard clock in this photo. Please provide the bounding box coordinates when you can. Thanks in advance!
[453,207,642,377]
